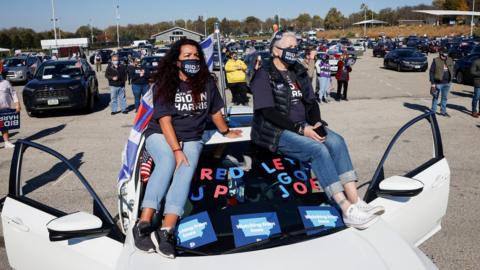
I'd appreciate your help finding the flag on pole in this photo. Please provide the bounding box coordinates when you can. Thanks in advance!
[118,36,216,187]
[200,34,215,72]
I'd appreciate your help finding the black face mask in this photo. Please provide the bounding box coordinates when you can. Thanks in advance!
[279,47,298,66]
[180,59,201,78]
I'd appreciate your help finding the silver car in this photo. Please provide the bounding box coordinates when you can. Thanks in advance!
[4,56,41,83]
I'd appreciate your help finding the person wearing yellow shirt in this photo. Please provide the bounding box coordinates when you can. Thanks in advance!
[225,52,250,105]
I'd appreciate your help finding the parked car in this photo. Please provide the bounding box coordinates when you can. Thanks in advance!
[448,42,475,60]
[117,49,141,64]
[22,59,99,116]
[3,56,41,83]
[140,56,163,77]
[89,49,114,65]
[213,52,226,71]
[153,48,169,57]
[383,48,428,72]
[453,53,480,85]
[373,43,392,58]
[1,110,450,269]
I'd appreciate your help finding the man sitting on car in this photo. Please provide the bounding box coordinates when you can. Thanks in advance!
[250,31,384,229]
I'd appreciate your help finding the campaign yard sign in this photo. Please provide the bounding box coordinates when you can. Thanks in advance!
[0,109,20,132]
[231,212,281,248]
[298,206,344,235]
[175,211,217,249]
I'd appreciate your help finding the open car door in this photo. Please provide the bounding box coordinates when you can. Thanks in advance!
[1,140,124,270]
[364,112,450,246]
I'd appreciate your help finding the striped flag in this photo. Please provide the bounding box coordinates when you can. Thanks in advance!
[118,37,215,187]
[200,34,215,72]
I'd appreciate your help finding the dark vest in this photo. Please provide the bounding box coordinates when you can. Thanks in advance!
[433,57,454,82]
[251,61,315,152]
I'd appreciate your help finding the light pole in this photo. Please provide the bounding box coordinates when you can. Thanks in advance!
[50,0,58,48]
[471,0,476,37]
[214,22,227,115]
[89,19,94,45]
[114,0,120,48]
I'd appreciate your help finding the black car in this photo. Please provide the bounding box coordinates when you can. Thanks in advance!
[373,43,393,58]
[447,42,474,60]
[117,49,141,64]
[22,59,99,116]
[140,56,163,77]
[453,53,480,85]
[383,48,428,72]
[89,49,113,65]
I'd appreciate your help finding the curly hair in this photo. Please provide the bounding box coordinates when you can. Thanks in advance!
[152,39,210,106]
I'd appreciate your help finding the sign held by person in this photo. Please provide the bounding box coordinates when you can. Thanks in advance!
[0,109,20,131]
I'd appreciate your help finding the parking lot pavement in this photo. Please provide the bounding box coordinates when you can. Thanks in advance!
[0,52,479,269]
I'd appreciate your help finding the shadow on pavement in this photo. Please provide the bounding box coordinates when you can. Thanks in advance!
[450,90,473,98]
[403,102,430,112]
[21,152,84,195]
[446,103,470,115]
[23,124,66,141]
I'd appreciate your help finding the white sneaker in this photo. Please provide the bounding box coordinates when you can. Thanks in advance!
[355,197,385,216]
[343,204,379,230]
[3,141,15,149]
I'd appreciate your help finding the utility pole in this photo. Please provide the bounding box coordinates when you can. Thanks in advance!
[204,13,207,36]
[50,0,58,48]
[363,4,367,37]
[89,19,94,45]
[471,0,476,37]
[114,0,120,48]
[57,18,62,39]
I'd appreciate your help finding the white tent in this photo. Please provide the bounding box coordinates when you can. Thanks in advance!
[413,10,480,16]
[353,19,388,26]
[40,38,89,49]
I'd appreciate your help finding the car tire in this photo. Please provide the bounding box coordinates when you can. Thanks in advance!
[84,88,95,113]
[456,71,464,84]
[26,110,37,117]
[384,61,388,69]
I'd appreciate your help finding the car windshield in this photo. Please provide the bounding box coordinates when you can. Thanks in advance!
[141,57,162,67]
[397,50,422,57]
[5,58,26,67]
[35,62,82,79]
[171,140,345,256]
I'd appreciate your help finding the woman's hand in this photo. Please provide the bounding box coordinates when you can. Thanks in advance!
[174,150,189,170]
[303,123,326,143]
[225,129,242,138]
[15,104,21,113]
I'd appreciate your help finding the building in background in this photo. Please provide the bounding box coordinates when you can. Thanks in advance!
[150,27,204,43]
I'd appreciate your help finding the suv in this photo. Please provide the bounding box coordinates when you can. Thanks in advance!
[22,59,99,116]
[4,56,41,83]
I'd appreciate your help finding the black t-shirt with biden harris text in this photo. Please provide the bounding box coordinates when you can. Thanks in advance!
[144,78,224,141]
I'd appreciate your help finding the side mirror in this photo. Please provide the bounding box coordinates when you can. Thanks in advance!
[377,176,424,197]
[46,212,111,242]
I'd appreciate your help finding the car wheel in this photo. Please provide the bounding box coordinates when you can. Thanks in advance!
[397,64,402,72]
[84,89,95,113]
[456,71,464,84]
[26,110,37,117]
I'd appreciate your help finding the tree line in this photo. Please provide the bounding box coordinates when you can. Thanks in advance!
[0,0,475,50]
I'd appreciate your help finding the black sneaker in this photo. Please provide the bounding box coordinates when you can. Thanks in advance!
[133,221,155,253]
[151,228,176,259]
[441,112,451,118]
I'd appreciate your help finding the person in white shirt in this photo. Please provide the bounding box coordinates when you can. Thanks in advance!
[0,74,20,148]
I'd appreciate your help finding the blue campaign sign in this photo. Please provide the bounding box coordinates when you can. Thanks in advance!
[0,109,20,131]
[298,206,344,235]
[175,211,217,249]
[231,212,281,248]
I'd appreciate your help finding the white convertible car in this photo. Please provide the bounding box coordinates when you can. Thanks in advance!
[1,111,450,270]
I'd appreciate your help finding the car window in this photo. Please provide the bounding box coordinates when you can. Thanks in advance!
[159,141,345,256]
[36,62,83,79]
[5,58,25,67]
[18,146,95,216]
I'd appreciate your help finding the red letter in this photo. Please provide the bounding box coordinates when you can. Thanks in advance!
[272,158,284,170]
[200,168,213,181]
[310,178,321,191]
[214,185,228,198]
[293,182,308,195]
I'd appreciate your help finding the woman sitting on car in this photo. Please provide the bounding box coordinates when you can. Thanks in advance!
[133,39,241,259]
[250,31,384,230]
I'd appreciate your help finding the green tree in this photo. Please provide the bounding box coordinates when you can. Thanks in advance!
[312,15,324,29]
[324,8,344,29]
[295,13,312,31]
[21,32,35,48]
[206,17,219,36]
[0,33,12,49]
[243,16,262,35]
[443,0,469,10]
[11,35,22,49]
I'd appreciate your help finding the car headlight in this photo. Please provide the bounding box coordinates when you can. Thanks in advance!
[23,86,35,92]
[401,60,409,65]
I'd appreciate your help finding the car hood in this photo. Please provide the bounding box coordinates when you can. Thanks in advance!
[400,57,427,62]
[119,219,434,270]
[27,79,82,89]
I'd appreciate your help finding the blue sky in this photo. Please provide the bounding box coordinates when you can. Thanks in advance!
[1,0,431,32]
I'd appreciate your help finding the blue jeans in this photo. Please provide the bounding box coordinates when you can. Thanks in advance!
[132,84,149,111]
[110,86,126,113]
[319,77,330,100]
[277,128,357,200]
[472,87,480,113]
[431,83,450,114]
[142,133,204,216]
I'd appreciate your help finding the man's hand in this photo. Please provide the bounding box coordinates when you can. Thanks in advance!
[225,129,242,138]
[112,76,118,81]
[304,123,326,143]
[174,150,189,171]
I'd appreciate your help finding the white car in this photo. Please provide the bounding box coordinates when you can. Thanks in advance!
[353,43,366,53]
[1,111,449,270]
